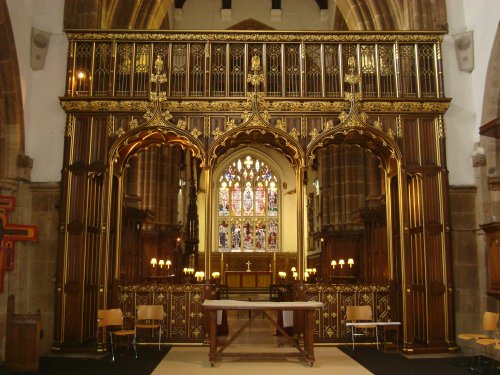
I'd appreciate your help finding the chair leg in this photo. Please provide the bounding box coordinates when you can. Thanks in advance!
[375,327,379,350]
[158,327,162,350]
[351,327,355,351]
[132,334,138,359]
[109,332,115,362]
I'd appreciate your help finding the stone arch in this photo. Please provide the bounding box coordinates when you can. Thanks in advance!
[227,18,275,30]
[481,24,500,123]
[334,0,447,31]
[0,1,24,184]
[63,0,447,31]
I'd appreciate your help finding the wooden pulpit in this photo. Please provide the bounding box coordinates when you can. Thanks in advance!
[5,295,41,372]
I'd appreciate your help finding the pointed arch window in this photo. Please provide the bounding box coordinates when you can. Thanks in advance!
[218,155,279,252]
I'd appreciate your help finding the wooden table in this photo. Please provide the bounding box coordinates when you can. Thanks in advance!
[378,322,401,352]
[202,299,323,366]
[224,271,272,288]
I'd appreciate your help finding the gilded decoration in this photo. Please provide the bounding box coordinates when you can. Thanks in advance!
[276,119,286,132]
[66,31,444,44]
[191,128,202,139]
[59,99,450,113]
[438,115,445,138]
[65,115,75,137]
[128,117,139,130]
[177,119,187,130]
[225,119,237,131]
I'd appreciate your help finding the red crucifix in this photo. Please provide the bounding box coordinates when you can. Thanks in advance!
[0,196,37,292]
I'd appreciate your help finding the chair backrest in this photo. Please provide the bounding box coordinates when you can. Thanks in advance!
[98,308,124,327]
[269,285,281,301]
[136,305,164,321]
[483,311,499,331]
[346,305,373,322]
[217,285,229,300]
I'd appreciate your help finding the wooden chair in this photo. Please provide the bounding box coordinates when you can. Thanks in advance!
[475,338,500,372]
[217,284,229,300]
[494,343,500,373]
[269,284,281,301]
[346,305,379,350]
[457,311,499,371]
[134,305,165,350]
[98,308,137,362]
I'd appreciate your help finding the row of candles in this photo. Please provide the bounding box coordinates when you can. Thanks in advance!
[331,258,355,269]
[150,258,171,268]
[152,257,353,281]
[278,267,317,281]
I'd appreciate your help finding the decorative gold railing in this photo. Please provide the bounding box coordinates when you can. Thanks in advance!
[117,282,395,343]
[66,30,445,100]
[303,283,396,342]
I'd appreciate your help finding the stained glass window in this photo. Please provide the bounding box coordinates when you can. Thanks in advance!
[218,155,279,252]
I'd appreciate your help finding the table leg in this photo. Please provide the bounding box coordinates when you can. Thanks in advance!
[383,325,399,352]
[305,310,315,365]
[209,310,217,365]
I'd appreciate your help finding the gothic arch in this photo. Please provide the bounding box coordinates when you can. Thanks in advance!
[227,18,275,30]
[0,1,24,182]
[481,23,500,122]
[63,0,447,31]
[109,125,205,175]
[307,124,402,174]
[211,147,290,253]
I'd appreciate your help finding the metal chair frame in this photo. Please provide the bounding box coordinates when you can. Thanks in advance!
[134,304,165,350]
[346,305,379,350]
[98,308,137,362]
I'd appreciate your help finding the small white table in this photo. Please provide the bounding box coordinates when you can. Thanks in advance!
[346,321,401,351]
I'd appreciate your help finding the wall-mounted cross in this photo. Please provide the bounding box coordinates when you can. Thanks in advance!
[0,196,37,292]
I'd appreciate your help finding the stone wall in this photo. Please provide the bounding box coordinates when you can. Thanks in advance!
[449,186,482,349]
[0,182,60,360]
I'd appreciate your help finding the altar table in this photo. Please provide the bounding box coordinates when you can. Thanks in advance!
[202,299,323,366]
[224,271,272,288]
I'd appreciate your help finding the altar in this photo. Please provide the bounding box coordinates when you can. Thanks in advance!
[202,299,323,366]
[224,271,272,288]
